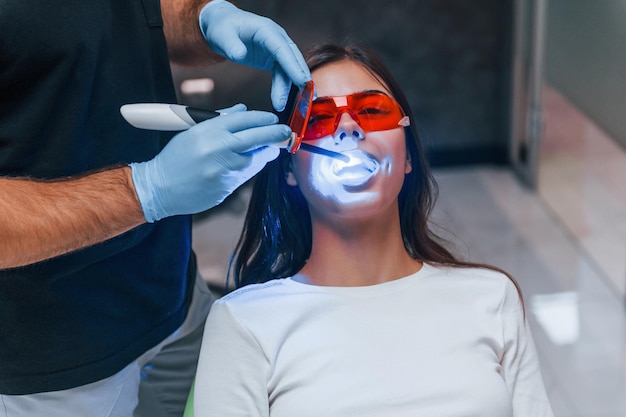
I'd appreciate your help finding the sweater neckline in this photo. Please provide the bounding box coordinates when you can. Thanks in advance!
[285,262,435,295]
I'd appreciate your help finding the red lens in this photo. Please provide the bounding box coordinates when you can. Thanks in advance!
[302,98,338,140]
[287,81,315,152]
[303,92,405,140]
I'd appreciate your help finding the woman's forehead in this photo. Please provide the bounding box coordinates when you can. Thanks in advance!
[312,60,391,97]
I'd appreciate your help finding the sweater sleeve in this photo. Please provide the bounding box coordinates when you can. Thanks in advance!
[194,299,270,417]
[499,280,554,417]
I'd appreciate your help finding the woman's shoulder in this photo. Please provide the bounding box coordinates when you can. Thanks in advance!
[428,262,510,280]
[208,279,293,325]
[426,263,519,296]
[426,263,524,315]
[219,279,290,304]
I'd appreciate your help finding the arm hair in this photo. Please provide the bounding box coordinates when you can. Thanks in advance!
[0,167,146,268]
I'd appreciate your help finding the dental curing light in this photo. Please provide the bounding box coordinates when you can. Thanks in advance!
[120,91,347,161]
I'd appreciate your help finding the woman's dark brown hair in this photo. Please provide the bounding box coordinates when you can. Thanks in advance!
[230,42,523,307]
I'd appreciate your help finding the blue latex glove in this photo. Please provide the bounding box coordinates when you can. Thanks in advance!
[130,107,288,223]
[199,0,312,111]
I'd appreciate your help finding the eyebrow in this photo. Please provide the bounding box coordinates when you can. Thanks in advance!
[362,89,389,95]
[332,89,391,97]
[314,89,391,101]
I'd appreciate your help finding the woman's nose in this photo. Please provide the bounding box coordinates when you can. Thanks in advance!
[334,112,365,144]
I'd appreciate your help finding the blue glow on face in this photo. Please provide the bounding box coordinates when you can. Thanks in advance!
[305,136,386,206]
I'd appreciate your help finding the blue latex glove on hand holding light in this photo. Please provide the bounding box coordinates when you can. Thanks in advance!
[130,106,288,223]
[199,0,312,111]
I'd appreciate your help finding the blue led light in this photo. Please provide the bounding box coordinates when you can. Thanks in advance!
[307,145,384,206]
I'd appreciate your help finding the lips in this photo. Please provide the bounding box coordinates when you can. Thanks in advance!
[330,150,380,187]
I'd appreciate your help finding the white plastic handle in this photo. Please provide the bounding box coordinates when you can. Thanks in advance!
[120,103,195,131]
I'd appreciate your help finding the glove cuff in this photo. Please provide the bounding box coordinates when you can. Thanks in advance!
[129,162,165,223]
[199,0,231,33]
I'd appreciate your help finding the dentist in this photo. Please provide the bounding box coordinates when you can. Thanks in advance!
[0,1,310,416]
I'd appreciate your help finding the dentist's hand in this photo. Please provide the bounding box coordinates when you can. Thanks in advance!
[198,0,312,111]
[130,107,288,222]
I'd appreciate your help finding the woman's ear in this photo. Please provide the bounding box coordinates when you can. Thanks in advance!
[404,149,413,174]
[283,156,298,186]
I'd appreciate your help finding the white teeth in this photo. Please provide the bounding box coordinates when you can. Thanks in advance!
[330,151,379,187]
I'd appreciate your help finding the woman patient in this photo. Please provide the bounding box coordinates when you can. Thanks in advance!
[194,42,554,417]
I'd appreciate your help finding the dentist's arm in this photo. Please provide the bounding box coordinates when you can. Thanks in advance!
[0,110,288,269]
[161,0,311,111]
[161,0,224,66]
[0,167,144,269]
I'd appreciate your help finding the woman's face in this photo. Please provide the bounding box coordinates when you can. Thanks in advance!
[286,59,411,222]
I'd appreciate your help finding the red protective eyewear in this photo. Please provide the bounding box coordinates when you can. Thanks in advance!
[303,91,409,141]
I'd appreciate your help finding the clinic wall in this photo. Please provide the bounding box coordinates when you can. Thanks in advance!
[173,0,515,167]
[545,0,626,149]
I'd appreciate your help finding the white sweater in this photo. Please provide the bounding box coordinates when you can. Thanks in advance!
[195,263,554,417]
